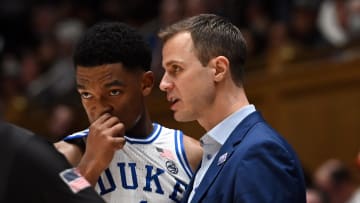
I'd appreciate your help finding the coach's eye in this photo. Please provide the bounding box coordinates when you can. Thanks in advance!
[172,65,182,74]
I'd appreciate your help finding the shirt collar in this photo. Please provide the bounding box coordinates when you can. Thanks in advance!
[204,104,256,145]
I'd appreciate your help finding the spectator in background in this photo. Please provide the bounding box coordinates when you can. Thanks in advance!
[314,159,360,203]
[47,103,77,142]
[317,0,360,47]
[288,0,325,48]
[303,166,329,203]
[306,187,328,203]
[0,54,28,123]
[223,0,293,56]
[347,0,360,40]
[27,19,85,106]
[140,0,185,82]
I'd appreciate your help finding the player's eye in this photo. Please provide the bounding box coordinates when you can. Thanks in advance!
[80,92,92,99]
[110,90,121,96]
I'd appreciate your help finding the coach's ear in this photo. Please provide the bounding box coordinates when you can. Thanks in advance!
[142,71,154,96]
[210,56,229,83]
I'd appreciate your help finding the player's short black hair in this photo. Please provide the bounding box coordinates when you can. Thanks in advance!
[73,22,151,72]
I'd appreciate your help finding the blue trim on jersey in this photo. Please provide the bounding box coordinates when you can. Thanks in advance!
[63,129,89,141]
[179,131,193,175]
[125,123,162,144]
[174,130,192,179]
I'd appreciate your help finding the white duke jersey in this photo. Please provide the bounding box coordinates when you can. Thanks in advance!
[64,123,193,203]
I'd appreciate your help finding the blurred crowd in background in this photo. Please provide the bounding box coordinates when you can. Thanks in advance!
[0,0,360,202]
[1,0,360,118]
[305,159,360,203]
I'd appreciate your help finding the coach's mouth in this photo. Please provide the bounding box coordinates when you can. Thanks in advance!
[170,97,179,104]
[168,97,180,110]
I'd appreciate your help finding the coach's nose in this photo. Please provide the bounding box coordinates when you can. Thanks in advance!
[159,73,174,92]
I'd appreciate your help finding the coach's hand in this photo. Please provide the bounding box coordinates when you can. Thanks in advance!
[77,113,126,186]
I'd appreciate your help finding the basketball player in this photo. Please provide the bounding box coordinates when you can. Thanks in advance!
[55,22,202,203]
[0,122,105,203]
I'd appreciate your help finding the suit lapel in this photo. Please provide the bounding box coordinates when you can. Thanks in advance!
[181,162,200,203]
[190,112,264,203]
[190,148,235,203]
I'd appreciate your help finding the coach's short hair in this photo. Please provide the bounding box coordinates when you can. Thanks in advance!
[158,14,247,86]
[73,22,151,72]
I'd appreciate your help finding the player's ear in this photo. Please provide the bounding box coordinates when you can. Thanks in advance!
[210,56,229,82]
[141,71,154,96]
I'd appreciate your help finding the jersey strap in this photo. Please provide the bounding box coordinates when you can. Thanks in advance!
[174,130,193,179]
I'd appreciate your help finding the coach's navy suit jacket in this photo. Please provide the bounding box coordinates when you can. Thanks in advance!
[183,112,306,203]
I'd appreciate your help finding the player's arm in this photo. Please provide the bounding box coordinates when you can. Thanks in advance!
[183,134,203,172]
[55,141,83,166]
[77,113,126,186]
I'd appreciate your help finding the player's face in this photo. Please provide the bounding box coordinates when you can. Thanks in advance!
[76,63,151,131]
[159,32,216,122]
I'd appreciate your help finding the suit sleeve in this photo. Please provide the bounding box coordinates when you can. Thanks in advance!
[9,135,105,203]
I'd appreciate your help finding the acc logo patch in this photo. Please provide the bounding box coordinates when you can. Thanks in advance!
[166,160,178,174]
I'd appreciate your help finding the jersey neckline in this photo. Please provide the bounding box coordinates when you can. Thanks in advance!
[125,123,162,144]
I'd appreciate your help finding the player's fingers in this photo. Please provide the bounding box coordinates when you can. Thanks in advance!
[93,113,112,125]
[112,137,126,149]
[89,113,115,133]
[110,122,125,137]
[103,116,121,128]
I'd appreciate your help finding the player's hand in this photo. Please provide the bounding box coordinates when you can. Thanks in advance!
[78,113,126,185]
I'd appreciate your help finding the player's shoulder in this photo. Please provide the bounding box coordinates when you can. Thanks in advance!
[64,128,89,141]
[155,123,183,135]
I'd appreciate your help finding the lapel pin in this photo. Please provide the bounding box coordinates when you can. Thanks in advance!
[217,152,228,165]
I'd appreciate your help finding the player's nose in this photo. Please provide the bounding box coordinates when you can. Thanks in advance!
[96,99,114,117]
